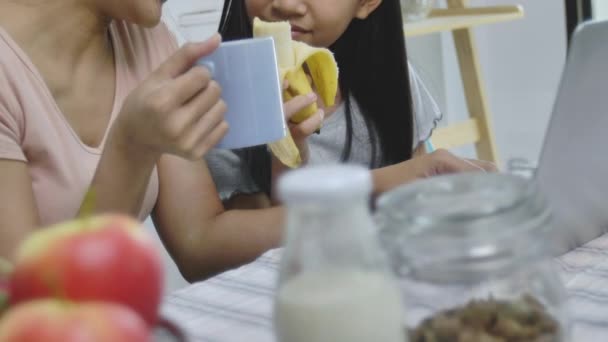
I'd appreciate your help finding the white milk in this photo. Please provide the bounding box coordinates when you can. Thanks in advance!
[274,270,405,342]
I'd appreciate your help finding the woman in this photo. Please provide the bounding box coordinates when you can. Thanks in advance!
[0,0,290,281]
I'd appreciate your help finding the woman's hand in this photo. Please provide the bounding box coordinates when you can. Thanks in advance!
[112,34,229,161]
[373,149,497,194]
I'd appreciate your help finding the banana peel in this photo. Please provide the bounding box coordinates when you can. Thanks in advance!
[253,18,339,167]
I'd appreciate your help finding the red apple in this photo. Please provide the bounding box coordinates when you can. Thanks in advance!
[9,214,164,325]
[0,299,151,341]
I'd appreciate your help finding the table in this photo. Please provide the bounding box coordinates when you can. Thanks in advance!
[162,234,608,341]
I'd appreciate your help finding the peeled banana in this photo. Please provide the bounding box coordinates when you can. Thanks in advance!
[253,17,339,168]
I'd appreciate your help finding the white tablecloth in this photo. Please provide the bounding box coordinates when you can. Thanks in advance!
[162,235,608,341]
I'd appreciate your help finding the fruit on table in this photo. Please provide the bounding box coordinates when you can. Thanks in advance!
[253,17,339,168]
[408,295,560,342]
[0,299,151,342]
[8,214,164,325]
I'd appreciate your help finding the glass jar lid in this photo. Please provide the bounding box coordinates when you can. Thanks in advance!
[377,173,552,279]
[278,164,372,205]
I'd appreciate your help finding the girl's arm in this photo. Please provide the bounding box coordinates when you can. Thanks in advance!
[152,155,284,282]
[413,140,431,157]
[151,149,496,284]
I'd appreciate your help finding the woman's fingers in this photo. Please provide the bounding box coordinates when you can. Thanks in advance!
[179,100,228,159]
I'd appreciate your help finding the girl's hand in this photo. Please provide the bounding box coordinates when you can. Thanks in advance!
[113,34,229,161]
[409,149,497,176]
[283,91,325,164]
[270,86,324,203]
[374,149,498,194]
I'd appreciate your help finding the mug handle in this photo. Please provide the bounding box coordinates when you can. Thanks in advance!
[155,316,188,342]
[198,60,216,78]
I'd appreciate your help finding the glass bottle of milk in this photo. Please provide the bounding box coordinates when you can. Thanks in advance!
[274,164,406,342]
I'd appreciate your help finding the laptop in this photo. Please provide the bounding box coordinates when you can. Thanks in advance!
[536,19,608,255]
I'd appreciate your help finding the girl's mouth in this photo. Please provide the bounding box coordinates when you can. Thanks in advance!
[291,25,311,39]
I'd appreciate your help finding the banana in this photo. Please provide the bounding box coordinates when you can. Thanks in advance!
[253,17,339,168]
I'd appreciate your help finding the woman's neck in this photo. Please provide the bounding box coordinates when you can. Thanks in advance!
[0,1,113,77]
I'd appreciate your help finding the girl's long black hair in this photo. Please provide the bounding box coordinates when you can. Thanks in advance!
[219,0,414,195]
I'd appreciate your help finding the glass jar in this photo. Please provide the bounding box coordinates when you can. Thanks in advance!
[275,165,406,342]
[377,173,570,342]
[401,0,436,22]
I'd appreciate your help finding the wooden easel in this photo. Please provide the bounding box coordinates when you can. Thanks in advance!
[404,1,525,165]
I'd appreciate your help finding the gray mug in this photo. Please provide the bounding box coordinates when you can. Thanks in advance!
[197,38,287,149]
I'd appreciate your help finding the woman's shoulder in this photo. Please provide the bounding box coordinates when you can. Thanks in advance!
[0,30,26,121]
[0,33,25,159]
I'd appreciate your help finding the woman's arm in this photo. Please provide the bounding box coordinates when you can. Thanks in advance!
[87,38,228,217]
[83,130,159,216]
[0,39,226,259]
[0,161,39,260]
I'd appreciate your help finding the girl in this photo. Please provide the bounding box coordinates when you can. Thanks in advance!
[206,0,494,203]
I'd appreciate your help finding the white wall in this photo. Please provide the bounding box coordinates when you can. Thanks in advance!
[408,0,567,167]
[476,0,566,165]
[593,0,608,19]
[163,0,222,44]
